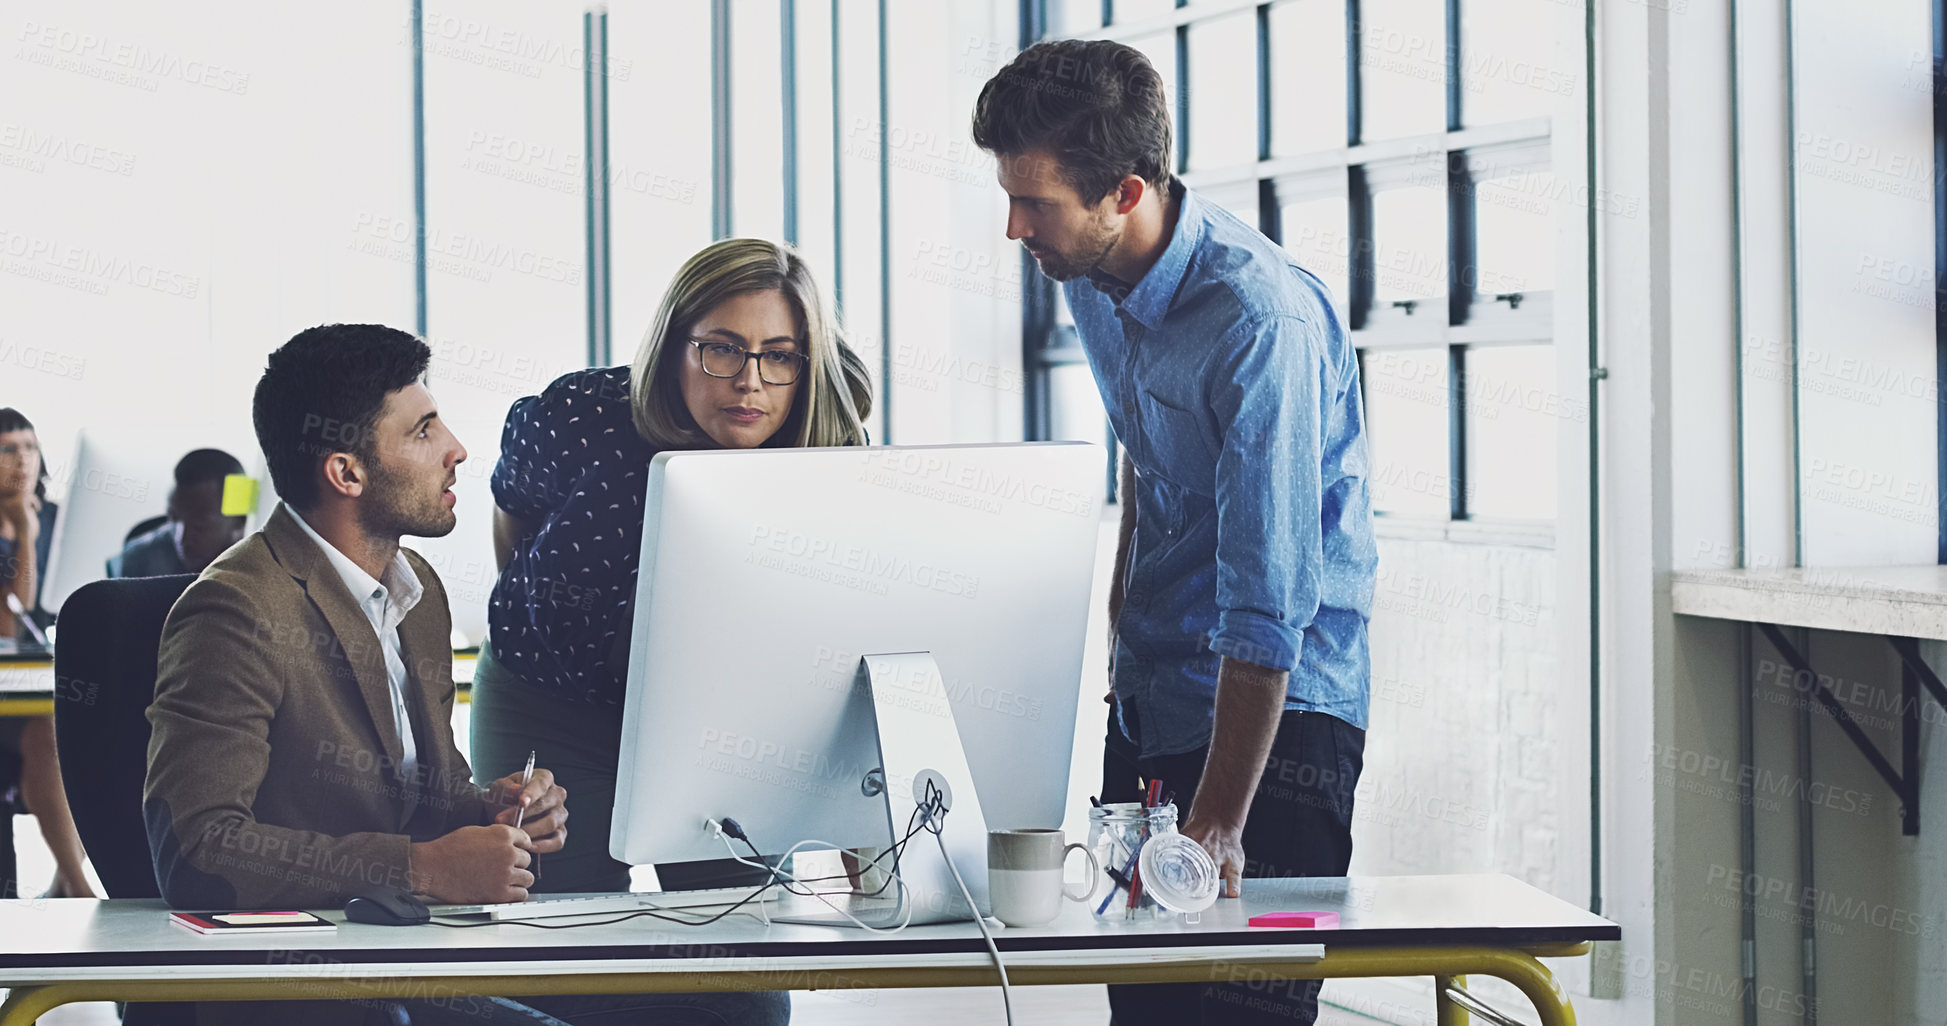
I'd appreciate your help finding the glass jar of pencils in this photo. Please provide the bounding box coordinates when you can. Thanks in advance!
[1087,802,1203,922]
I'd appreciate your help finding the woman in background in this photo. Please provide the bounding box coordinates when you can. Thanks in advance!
[0,408,95,899]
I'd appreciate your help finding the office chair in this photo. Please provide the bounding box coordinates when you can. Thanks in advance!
[0,740,18,899]
[54,574,196,1026]
[124,515,169,545]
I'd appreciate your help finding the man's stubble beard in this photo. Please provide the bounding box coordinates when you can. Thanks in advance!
[1033,208,1121,283]
[360,457,457,540]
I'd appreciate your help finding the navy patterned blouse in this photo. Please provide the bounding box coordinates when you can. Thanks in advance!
[488,366,658,707]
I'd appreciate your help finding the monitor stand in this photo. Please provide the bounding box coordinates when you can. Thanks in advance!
[770,651,991,928]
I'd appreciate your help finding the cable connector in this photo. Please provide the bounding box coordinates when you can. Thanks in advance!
[707,816,752,843]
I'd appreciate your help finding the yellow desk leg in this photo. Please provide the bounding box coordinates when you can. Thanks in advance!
[1436,974,1470,1026]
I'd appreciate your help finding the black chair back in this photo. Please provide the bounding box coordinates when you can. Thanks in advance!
[124,514,170,545]
[53,575,195,898]
[54,574,198,1026]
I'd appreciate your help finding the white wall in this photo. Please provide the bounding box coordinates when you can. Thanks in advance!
[3,2,416,607]
[1615,0,1947,1022]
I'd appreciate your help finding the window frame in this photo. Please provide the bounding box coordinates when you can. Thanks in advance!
[1021,0,1557,522]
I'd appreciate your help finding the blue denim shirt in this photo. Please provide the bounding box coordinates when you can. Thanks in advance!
[1066,183,1376,757]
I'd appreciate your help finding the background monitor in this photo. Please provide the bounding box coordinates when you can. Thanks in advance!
[612,442,1103,874]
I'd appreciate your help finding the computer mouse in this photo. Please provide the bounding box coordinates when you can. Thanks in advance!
[344,890,432,926]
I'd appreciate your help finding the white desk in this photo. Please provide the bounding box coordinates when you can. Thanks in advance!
[1671,566,1947,836]
[0,874,1615,1025]
[1673,565,1947,1022]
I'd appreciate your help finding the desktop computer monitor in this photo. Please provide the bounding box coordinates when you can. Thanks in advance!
[611,442,1103,918]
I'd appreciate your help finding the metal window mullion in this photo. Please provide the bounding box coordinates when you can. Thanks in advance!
[711,0,733,238]
[583,9,612,368]
[1022,0,1054,443]
[783,0,799,246]
[1346,0,1362,147]
[1444,0,1461,131]
[1449,342,1467,519]
[831,0,843,307]
[1257,2,1271,162]
[1448,149,1474,326]
[877,0,892,444]
[1175,23,1189,173]
[1934,0,1946,562]
[412,0,426,338]
[1347,164,1373,331]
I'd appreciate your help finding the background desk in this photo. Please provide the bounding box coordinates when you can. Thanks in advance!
[1672,566,1947,1024]
[0,652,479,718]
[0,874,1616,1026]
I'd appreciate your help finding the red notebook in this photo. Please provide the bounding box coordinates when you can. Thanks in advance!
[169,911,336,935]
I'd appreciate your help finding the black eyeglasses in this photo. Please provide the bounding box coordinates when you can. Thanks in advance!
[688,339,809,385]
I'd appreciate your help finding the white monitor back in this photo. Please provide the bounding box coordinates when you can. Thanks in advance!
[612,442,1103,866]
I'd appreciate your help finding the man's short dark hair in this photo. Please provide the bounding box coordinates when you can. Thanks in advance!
[971,39,1174,203]
[173,448,244,490]
[252,325,430,511]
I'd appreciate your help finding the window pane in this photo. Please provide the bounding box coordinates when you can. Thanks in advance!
[1362,347,1452,516]
[1357,0,1447,142]
[1203,181,1260,231]
[1369,179,1447,308]
[1049,0,1105,36]
[1278,190,1352,325]
[1049,362,1110,449]
[1470,158,1556,301]
[1463,345,1557,520]
[730,0,786,240]
[1114,0,1177,25]
[1269,0,1348,155]
[1125,31,1179,155]
[1459,0,1568,126]
[1186,11,1259,170]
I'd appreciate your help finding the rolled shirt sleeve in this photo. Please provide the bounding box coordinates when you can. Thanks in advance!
[1205,315,1331,674]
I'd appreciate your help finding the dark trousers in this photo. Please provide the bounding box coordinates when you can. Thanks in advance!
[1106,702,1364,1025]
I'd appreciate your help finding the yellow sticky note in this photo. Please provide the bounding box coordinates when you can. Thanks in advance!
[221,474,259,517]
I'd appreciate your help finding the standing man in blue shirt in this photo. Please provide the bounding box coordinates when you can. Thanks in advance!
[976,39,1377,1025]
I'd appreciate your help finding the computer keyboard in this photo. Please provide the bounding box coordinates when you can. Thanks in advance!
[429,885,781,921]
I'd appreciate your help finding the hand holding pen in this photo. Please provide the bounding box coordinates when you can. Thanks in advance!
[492,749,570,853]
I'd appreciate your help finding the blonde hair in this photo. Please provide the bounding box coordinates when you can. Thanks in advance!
[630,238,872,449]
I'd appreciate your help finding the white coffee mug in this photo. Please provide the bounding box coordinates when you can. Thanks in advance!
[987,828,1099,927]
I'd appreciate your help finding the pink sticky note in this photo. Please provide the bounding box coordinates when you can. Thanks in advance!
[1248,911,1340,929]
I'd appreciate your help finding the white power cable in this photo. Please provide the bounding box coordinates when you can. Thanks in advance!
[932,823,1012,1026]
[717,831,915,935]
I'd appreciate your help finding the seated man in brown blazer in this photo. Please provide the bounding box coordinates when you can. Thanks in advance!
[147,324,788,1026]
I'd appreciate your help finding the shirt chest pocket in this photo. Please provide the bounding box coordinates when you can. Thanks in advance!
[1136,389,1216,493]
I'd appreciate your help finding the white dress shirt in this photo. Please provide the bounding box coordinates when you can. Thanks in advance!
[286,504,423,784]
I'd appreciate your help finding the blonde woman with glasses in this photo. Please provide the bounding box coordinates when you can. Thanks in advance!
[478,238,868,870]
[471,239,869,1023]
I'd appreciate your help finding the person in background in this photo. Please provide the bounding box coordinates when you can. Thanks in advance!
[975,39,1377,1025]
[475,238,870,911]
[0,407,95,899]
[108,447,249,578]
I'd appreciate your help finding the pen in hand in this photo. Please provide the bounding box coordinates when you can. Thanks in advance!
[512,749,536,830]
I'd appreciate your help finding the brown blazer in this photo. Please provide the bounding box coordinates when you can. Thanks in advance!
[144,504,492,910]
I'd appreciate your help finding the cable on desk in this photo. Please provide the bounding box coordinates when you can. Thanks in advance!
[919,782,1012,1026]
